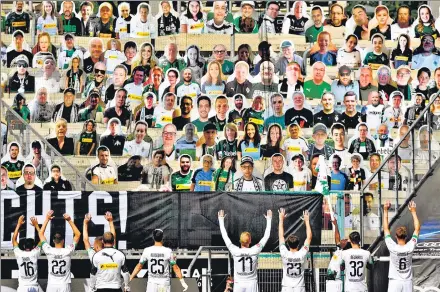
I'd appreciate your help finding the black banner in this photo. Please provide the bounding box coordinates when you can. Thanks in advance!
[1,191,322,251]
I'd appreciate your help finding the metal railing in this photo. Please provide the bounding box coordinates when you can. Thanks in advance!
[0,99,97,191]
[360,93,440,245]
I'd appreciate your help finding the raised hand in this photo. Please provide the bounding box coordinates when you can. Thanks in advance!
[63,213,72,221]
[278,208,286,221]
[46,210,55,221]
[17,215,25,226]
[84,213,92,224]
[303,210,310,222]
[105,211,113,222]
[264,210,272,219]
[218,210,226,218]
[30,216,39,227]
[408,201,417,213]
[384,201,391,211]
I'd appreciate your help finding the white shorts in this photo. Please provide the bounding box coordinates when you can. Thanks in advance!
[234,281,258,292]
[326,279,343,292]
[17,286,39,292]
[281,286,306,292]
[46,283,71,292]
[146,282,171,292]
[388,279,413,292]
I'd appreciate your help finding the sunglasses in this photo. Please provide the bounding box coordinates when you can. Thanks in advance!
[340,73,350,77]
[95,69,106,75]
[214,50,226,54]
[17,63,28,68]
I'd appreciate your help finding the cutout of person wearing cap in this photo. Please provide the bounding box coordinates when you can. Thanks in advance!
[363,34,389,70]
[11,94,30,122]
[227,156,263,192]
[173,95,193,130]
[52,88,79,123]
[290,153,312,191]
[337,34,362,69]
[242,96,265,133]
[259,1,281,34]
[192,96,211,132]
[391,5,414,40]
[226,61,252,99]
[238,122,262,161]
[118,155,143,182]
[196,123,218,160]
[265,93,285,131]
[331,66,359,103]
[233,1,258,33]
[43,164,73,191]
[170,154,193,191]
[177,68,201,103]
[390,34,413,69]
[308,123,334,161]
[310,31,337,66]
[156,1,180,36]
[100,117,126,156]
[5,1,30,34]
[212,156,235,191]
[103,88,131,127]
[6,30,33,68]
[205,1,233,35]
[78,91,104,122]
[282,1,309,35]
[190,154,215,191]
[93,2,117,38]
[303,61,331,100]
[208,95,229,131]
[281,123,309,164]
[47,118,75,156]
[305,6,324,43]
[382,91,405,129]
[261,123,282,159]
[9,55,35,93]
[180,1,207,34]
[361,91,384,131]
[414,4,438,39]
[83,37,104,74]
[284,91,313,128]
[59,1,82,35]
[314,92,341,129]
[275,40,304,76]
[37,1,59,36]
[1,141,25,183]
[348,123,376,160]
[340,91,365,129]
[216,123,238,161]
[264,153,293,192]
[227,94,246,131]
[35,55,60,94]
[91,146,118,185]
[123,120,152,158]
[412,35,440,70]
[77,119,97,156]
[64,56,85,93]
[114,2,133,40]
[135,92,156,128]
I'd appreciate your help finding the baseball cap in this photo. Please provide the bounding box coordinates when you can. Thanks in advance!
[390,91,403,99]
[13,55,29,67]
[241,156,254,166]
[64,87,76,95]
[291,153,305,162]
[258,41,271,51]
[13,30,24,38]
[280,40,293,48]
[64,33,74,41]
[241,1,255,8]
[313,123,328,135]
[88,91,100,99]
[338,65,351,75]
[234,94,244,100]
[203,123,217,132]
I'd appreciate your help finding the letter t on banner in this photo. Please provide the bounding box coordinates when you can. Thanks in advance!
[27,191,51,240]
[88,191,113,245]
[1,191,20,249]
[58,191,82,245]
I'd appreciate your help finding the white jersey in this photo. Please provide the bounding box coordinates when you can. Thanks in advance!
[123,140,152,158]
[153,106,174,128]
[124,82,144,111]
[42,242,76,285]
[92,247,129,289]
[219,217,271,282]
[87,247,96,262]
[391,23,415,40]
[104,50,126,73]
[130,17,156,38]
[179,15,206,34]
[176,83,201,102]
[281,138,309,164]
[290,168,311,191]
[341,248,372,292]
[91,165,118,185]
[385,234,417,281]
[327,249,343,280]
[337,48,362,69]
[14,246,40,287]
[139,245,175,286]
[115,16,132,39]
[363,104,384,132]
[280,244,309,288]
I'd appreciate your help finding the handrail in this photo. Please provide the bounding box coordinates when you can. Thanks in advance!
[1,99,97,191]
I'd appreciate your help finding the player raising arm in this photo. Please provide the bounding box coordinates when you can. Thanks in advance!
[341,231,373,292]
[130,229,188,291]
[83,211,116,260]
[218,209,272,292]
[278,208,312,292]
[13,215,42,292]
[37,210,81,292]
[384,200,420,292]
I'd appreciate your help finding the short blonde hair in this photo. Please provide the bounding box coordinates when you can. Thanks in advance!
[240,231,251,245]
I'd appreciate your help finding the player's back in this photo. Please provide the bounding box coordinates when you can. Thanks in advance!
[230,244,262,282]
[327,249,343,280]
[342,248,371,292]
[280,244,309,288]
[14,246,40,287]
[385,234,417,281]
[92,247,126,289]
[140,245,173,285]
[42,242,76,285]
